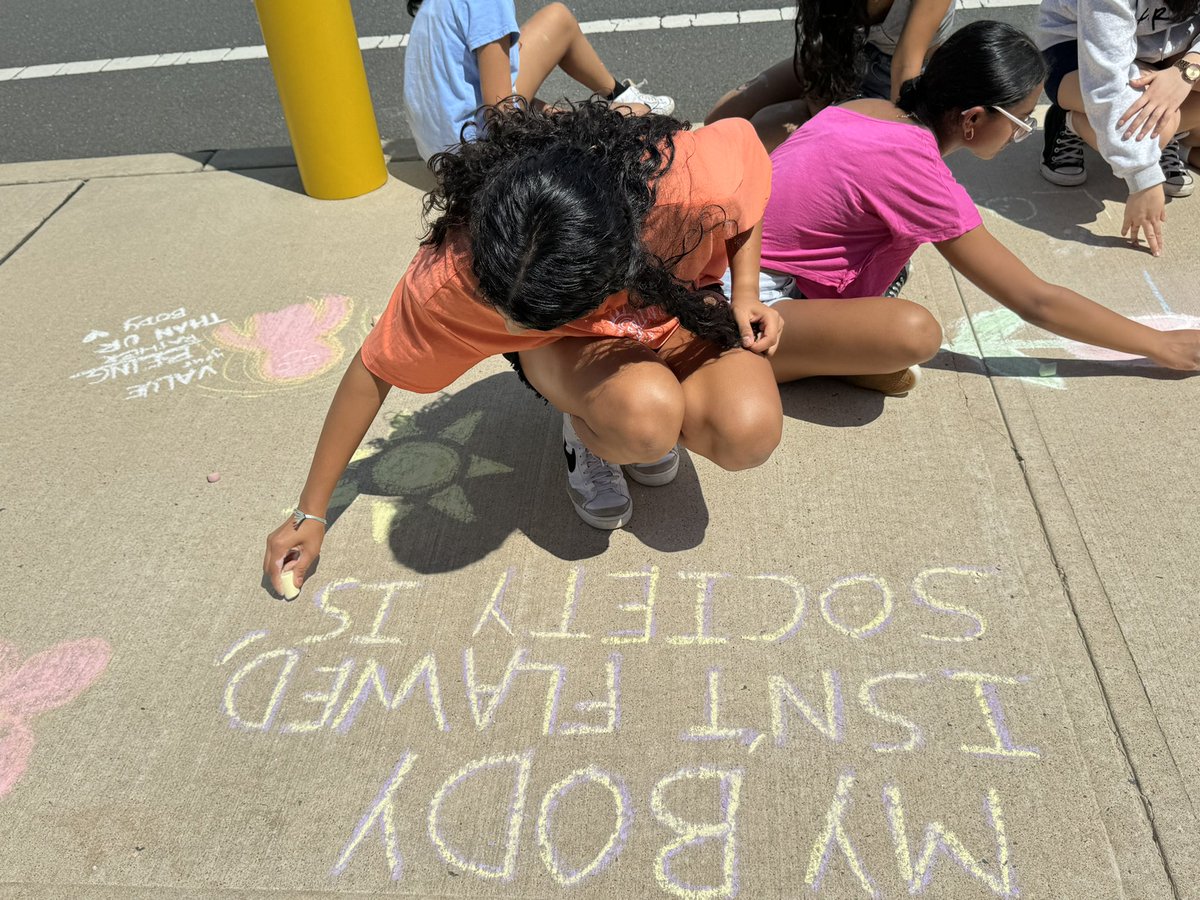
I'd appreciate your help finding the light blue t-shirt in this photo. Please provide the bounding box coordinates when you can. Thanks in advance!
[403,0,521,160]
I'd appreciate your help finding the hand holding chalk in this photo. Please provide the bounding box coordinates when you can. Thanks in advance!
[263,514,326,599]
[279,569,301,601]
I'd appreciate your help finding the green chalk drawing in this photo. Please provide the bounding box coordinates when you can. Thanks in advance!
[946,309,1069,390]
[329,409,513,540]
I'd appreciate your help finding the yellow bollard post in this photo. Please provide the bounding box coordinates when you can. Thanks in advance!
[254,0,388,199]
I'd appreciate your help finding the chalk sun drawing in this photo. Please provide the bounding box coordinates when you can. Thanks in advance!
[328,408,513,540]
[0,638,112,798]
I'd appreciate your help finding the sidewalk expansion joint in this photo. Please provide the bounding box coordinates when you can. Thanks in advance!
[0,180,85,269]
[949,269,1186,900]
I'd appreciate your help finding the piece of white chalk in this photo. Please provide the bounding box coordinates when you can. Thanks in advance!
[280,569,301,600]
[1038,362,1057,377]
[206,472,221,483]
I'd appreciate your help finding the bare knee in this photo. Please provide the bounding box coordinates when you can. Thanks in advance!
[588,376,683,461]
[543,2,580,36]
[702,399,782,472]
[891,302,943,364]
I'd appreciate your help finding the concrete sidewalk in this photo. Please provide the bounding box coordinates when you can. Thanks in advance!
[1,133,1197,899]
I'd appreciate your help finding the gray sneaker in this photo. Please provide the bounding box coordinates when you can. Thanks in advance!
[563,413,632,529]
[626,447,680,486]
[611,79,675,116]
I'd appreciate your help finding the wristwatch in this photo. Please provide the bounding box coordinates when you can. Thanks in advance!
[292,508,328,528]
[1175,58,1200,84]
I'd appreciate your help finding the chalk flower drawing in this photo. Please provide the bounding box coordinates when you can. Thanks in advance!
[0,638,112,798]
[211,294,354,385]
[330,409,513,541]
[946,308,1200,390]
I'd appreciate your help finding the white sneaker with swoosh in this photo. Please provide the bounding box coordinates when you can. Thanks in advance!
[563,414,633,530]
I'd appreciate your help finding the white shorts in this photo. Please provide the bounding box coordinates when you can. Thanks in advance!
[719,268,804,306]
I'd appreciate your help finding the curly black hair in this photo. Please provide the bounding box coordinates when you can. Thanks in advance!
[422,99,742,349]
[793,0,870,104]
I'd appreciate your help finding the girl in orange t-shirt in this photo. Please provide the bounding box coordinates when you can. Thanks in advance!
[264,101,783,593]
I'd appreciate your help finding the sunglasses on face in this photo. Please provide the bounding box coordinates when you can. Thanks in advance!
[991,106,1037,142]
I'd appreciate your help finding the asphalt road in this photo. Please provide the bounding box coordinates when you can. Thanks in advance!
[0,1,1036,164]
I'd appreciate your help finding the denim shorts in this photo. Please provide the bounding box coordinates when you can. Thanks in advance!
[858,43,894,101]
[1043,40,1079,107]
[502,284,728,401]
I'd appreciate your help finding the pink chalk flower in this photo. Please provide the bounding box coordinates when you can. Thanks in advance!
[211,295,353,383]
[1063,314,1200,362]
[0,638,112,799]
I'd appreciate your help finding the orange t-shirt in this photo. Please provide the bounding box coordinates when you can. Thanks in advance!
[361,118,771,393]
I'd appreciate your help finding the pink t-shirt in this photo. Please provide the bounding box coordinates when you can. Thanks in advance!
[759,106,981,299]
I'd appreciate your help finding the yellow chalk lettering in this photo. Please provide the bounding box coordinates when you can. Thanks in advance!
[885,781,1018,896]
[857,672,928,753]
[805,770,879,897]
[330,752,419,879]
[536,767,630,886]
[472,569,515,637]
[651,767,743,900]
[947,671,1040,759]
[463,648,565,734]
[558,653,621,736]
[603,566,660,644]
[427,751,534,881]
[223,647,300,731]
[741,575,807,642]
[531,567,591,639]
[668,572,730,645]
[281,659,355,734]
[769,671,843,746]
[912,567,989,642]
[353,580,421,644]
[683,669,752,744]
[299,579,357,645]
[331,654,448,733]
[819,574,894,639]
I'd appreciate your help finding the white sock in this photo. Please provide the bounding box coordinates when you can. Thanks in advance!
[1064,110,1078,136]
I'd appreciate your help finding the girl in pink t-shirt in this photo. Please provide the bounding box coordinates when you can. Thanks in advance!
[756,21,1200,395]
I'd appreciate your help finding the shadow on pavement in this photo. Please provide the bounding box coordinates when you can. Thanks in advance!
[387,158,437,193]
[325,373,709,574]
[948,140,1139,250]
[927,348,1196,381]
[779,379,885,427]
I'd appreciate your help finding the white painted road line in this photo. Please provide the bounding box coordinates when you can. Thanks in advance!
[0,0,1041,84]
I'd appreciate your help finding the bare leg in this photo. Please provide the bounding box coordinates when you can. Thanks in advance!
[518,333,781,470]
[706,57,807,124]
[1055,72,1100,147]
[752,98,820,153]
[514,3,618,102]
[657,329,782,471]
[767,297,943,383]
[1059,70,1200,151]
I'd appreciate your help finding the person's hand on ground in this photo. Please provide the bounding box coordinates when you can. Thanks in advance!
[1148,329,1200,370]
[263,516,325,597]
[1122,185,1166,256]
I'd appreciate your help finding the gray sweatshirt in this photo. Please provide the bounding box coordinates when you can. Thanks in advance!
[1038,0,1200,192]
